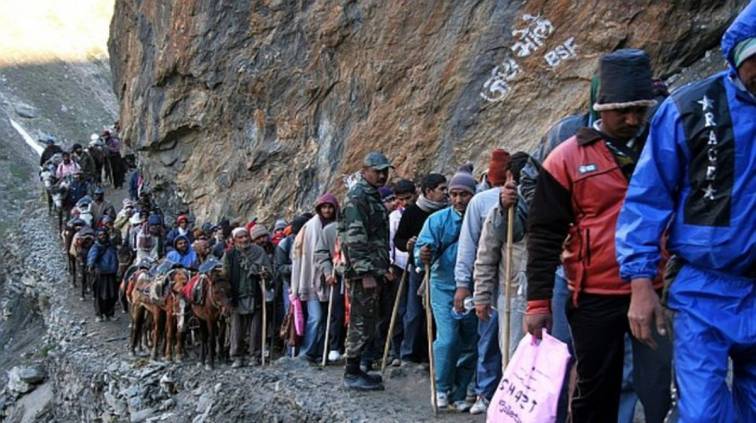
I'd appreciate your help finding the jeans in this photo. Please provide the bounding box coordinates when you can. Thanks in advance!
[400,266,427,362]
[431,285,478,402]
[476,309,501,400]
[552,268,572,423]
[300,298,326,360]
[618,335,639,423]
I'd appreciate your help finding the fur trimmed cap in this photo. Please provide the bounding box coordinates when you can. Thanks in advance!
[593,49,657,112]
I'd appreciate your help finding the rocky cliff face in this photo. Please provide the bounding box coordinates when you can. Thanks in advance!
[109,0,747,222]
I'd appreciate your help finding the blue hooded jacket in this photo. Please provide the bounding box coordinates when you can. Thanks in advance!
[616,2,756,280]
[166,235,198,269]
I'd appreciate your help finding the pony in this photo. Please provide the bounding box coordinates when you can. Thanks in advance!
[186,259,232,370]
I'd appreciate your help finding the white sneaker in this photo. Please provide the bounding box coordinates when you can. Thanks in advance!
[327,350,341,362]
[435,392,449,408]
[469,396,489,415]
[453,400,472,412]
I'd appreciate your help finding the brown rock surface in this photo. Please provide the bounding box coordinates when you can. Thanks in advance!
[108,0,747,222]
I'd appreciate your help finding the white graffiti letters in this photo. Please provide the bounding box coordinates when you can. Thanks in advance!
[511,14,554,58]
[480,13,577,103]
[480,58,521,102]
[544,37,577,67]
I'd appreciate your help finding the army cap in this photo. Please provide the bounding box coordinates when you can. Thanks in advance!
[363,151,394,170]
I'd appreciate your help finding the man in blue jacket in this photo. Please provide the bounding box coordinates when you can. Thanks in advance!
[415,168,477,411]
[166,235,198,269]
[87,229,120,322]
[616,3,756,422]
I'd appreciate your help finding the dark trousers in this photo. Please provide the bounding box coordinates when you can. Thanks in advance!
[230,309,262,360]
[368,266,405,362]
[400,266,427,362]
[328,280,346,352]
[93,273,118,318]
[567,293,672,423]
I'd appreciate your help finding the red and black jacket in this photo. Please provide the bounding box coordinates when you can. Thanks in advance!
[526,128,664,313]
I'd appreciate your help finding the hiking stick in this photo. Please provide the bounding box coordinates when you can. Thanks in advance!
[321,281,335,367]
[424,264,438,415]
[381,263,409,373]
[260,274,267,366]
[503,206,515,366]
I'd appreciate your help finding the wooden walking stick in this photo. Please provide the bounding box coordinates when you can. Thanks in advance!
[321,270,336,367]
[424,264,438,415]
[381,264,409,372]
[503,206,515,365]
[259,271,268,366]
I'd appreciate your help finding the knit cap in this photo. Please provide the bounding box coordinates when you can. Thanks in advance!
[487,149,511,186]
[250,224,270,241]
[448,166,476,195]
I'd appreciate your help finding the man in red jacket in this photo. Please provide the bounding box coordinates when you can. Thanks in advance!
[524,49,671,422]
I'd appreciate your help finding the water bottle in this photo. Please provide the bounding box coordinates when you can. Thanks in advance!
[450,296,475,319]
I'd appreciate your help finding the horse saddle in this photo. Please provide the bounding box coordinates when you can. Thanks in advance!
[182,274,205,305]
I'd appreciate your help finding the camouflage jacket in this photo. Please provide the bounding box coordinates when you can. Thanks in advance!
[337,176,389,279]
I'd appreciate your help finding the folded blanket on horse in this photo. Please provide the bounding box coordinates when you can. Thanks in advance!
[182,274,205,305]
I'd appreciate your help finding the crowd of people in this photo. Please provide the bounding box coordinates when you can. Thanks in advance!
[42,5,754,422]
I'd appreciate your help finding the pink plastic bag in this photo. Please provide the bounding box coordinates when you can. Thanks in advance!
[290,294,305,336]
[487,332,571,423]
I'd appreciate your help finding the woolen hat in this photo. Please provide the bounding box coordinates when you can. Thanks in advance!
[148,214,162,225]
[487,149,511,186]
[249,224,270,240]
[593,49,657,112]
[734,37,756,68]
[378,186,395,200]
[273,218,287,232]
[448,168,477,195]
[393,179,416,195]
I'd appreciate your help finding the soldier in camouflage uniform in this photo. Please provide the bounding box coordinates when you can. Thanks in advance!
[338,152,392,391]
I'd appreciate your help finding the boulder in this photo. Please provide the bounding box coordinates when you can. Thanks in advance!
[6,365,46,394]
[13,102,37,119]
[108,0,748,221]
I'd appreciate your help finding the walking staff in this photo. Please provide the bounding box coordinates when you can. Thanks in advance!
[380,263,409,372]
[424,264,438,415]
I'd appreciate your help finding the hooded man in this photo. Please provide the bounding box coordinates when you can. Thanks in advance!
[616,4,756,422]
[453,149,515,413]
[394,173,448,366]
[271,219,287,246]
[166,235,199,269]
[87,229,119,322]
[91,187,116,226]
[338,152,392,391]
[224,227,273,368]
[415,167,477,411]
[525,49,672,422]
[291,193,340,362]
[56,151,81,179]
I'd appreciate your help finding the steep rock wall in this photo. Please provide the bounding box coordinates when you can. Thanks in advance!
[108,0,747,222]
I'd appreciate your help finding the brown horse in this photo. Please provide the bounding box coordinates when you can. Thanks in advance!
[129,265,191,362]
[128,270,160,358]
[187,264,232,370]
